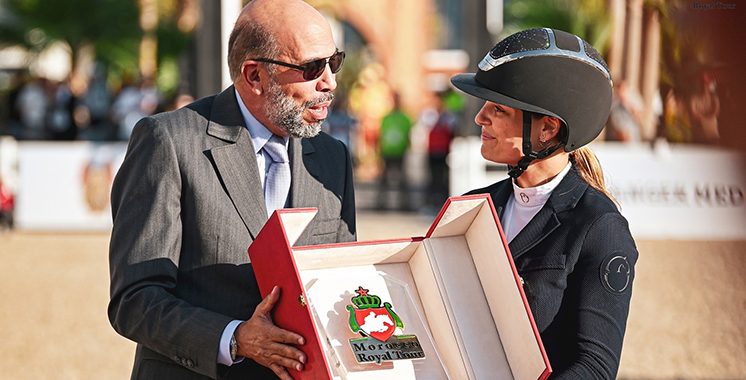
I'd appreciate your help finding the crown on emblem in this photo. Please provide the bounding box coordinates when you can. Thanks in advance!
[351,286,382,309]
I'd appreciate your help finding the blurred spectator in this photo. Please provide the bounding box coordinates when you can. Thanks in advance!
[347,63,392,181]
[111,75,142,139]
[322,95,357,153]
[689,72,720,143]
[78,65,113,140]
[170,93,195,110]
[0,178,12,230]
[662,71,721,144]
[112,76,160,141]
[427,94,455,208]
[377,92,412,210]
[606,80,642,142]
[1,63,173,142]
[4,72,25,136]
[46,79,78,140]
[662,89,692,143]
[15,77,48,139]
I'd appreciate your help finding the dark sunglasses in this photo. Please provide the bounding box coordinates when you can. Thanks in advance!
[252,50,345,81]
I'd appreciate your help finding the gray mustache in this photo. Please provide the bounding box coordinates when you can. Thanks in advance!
[304,93,335,109]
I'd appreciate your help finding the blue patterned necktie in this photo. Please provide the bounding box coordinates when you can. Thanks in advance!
[263,135,290,217]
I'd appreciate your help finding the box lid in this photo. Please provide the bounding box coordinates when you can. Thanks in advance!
[249,208,333,379]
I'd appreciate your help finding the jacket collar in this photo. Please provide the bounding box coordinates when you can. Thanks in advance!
[206,86,246,143]
[492,166,588,259]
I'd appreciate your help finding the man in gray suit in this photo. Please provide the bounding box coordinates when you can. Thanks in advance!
[108,1,356,379]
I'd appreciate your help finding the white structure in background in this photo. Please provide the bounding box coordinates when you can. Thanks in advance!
[449,137,746,240]
[8,137,745,237]
[221,0,242,89]
[485,0,504,36]
[15,142,127,230]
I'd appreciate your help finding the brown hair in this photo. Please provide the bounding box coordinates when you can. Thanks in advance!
[547,117,617,207]
[227,18,278,80]
[570,147,618,208]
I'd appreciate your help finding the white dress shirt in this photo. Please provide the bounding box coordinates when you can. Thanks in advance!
[501,163,572,243]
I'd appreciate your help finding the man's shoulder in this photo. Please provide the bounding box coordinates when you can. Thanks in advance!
[153,94,215,122]
[140,94,217,134]
[306,131,346,154]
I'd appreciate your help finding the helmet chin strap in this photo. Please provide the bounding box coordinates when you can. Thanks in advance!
[507,111,562,179]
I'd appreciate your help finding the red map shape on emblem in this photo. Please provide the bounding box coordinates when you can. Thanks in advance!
[355,308,396,342]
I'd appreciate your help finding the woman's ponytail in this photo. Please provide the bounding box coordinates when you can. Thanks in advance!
[570,147,619,208]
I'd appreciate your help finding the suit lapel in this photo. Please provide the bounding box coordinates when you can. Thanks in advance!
[508,168,588,259]
[206,87,267,238]
[289,137,324,208]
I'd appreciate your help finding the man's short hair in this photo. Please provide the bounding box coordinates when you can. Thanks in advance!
[228,20,278,81]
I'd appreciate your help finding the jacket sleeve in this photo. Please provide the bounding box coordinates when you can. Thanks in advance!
[107,117,232,378]
[552,213,638,379]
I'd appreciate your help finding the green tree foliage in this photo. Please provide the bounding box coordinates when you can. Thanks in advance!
[153,9,192,96]
[656,0,715,93]
[0,0,142,75]
[0,0,193,96]
[503,0,610,54]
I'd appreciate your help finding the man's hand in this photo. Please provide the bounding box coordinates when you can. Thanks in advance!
[235,286,306,380]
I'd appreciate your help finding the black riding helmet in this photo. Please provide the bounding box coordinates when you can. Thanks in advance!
[451,28,613,178]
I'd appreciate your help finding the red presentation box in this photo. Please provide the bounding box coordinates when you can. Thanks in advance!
[248,194,551,380]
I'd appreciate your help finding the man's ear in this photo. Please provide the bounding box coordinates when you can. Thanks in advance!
[241,61,264,95]
[540,116,562,141]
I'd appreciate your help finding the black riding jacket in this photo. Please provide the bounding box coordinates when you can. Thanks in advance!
[467,166,638,379]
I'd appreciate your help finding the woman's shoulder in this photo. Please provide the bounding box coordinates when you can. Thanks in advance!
[553,171,633,243]
[463,177,512,196]
[577,185,621,217]
[573,184,637,256]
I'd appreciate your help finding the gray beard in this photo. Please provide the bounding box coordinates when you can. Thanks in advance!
[264,78,334,139]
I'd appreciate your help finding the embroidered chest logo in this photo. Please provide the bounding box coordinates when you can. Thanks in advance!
[346,286,425,364]
[520,192,530,204]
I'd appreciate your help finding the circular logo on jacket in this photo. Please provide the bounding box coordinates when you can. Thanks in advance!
[600,254,632,293]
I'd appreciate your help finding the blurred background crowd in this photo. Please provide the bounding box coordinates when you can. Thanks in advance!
[0,0,744,225]
[1,0,741,145]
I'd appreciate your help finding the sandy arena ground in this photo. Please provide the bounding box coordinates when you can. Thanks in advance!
[1,212,744,379]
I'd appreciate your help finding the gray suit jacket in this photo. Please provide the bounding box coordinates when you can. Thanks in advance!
[108,87,356,380]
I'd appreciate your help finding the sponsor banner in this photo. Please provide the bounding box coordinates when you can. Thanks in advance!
[16,141,127,230]
[450,138,746,240]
